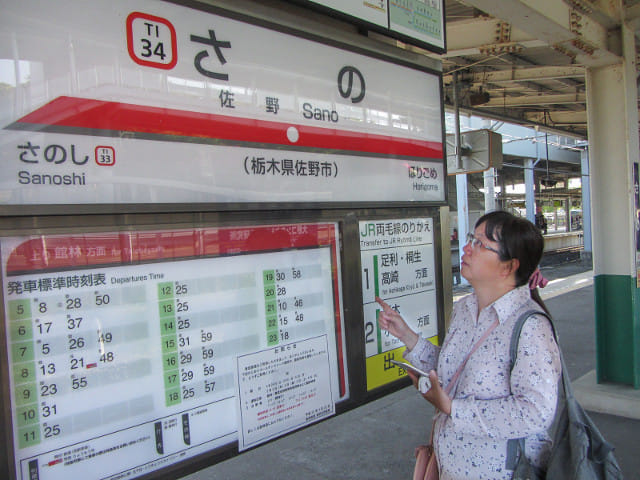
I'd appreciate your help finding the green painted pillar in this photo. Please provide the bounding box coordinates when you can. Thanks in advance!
[586,23,640,388]
[593,276,638,386]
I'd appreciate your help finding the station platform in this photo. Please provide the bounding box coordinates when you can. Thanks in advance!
[181,259,640,480]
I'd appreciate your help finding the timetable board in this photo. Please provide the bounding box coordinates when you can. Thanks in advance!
[1,223,346,480]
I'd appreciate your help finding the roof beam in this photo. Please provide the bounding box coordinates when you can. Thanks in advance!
[524,110,588,124]
[444,65,585,84]
[482,92,586,107]
[566,0,622,29]
[459,0,622,66]
[439,17,547,57]
[624,2,640,35]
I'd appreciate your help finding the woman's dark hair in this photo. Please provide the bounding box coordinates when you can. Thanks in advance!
[475,210,549,313]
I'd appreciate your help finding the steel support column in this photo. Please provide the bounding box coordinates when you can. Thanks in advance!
[587,22,640,387]
[525,158,535,223]
[581,148,592,256]
[483,168,496,213]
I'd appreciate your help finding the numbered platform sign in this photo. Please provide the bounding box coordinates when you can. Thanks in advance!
[359,217,439,391]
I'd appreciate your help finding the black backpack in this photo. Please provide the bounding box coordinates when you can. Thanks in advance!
[507,309,623,480]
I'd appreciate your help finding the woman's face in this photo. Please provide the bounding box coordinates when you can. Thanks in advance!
[460,222,505,287]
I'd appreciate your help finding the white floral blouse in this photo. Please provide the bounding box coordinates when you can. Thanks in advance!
[404,285,561,480]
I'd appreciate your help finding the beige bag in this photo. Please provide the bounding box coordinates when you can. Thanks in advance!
[413,443,438,480]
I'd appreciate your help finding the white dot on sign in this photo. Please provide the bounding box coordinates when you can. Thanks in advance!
[287,127,299,143]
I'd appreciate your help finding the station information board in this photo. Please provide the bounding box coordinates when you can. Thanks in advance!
[359,217,438,391]
[303,0,445,52]
[0,0,444,210]
[1,223,346,480]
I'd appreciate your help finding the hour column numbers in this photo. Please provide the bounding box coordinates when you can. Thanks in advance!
[158,282,180,407]
[263,267,303,346]
[8,299,40,448]
[263,270,278,346]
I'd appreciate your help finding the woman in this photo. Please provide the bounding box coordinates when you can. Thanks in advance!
[376,211,561,479]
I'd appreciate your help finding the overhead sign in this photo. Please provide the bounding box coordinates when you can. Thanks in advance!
[359,217,438,391]
[0,0,444,210]
[303,0,445,52]
[1,223,346,480]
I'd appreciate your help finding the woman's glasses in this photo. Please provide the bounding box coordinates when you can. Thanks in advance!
[466,233,500,254]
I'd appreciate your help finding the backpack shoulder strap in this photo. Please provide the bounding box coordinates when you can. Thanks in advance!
[506,308,557,470]
[509,309,556,373]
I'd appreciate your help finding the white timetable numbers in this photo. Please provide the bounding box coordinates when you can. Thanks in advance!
[126,12,177,69]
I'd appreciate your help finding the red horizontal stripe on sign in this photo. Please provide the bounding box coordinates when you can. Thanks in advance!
[16,96,442,158]
[5,225,335,273]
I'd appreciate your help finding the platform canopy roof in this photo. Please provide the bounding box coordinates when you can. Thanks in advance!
[415,0,640,139]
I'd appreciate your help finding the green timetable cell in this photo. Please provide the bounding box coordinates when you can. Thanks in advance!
[15,383,37,407]
[157,282,174,300]
[164,370,180,389]
[267,330,279,346]
[165,388,181,407]
[16,405,39,427]
[12,363,36,385]
[18,425,40,449]
[158,300,174,317]
[266,315,277,331]
[8,299,31,320]
[263,285,275,299]
[10,320,33,342]
[265,301,276,316]
[163,353,179,370]
[160,318,176,335]
[263,270,275,285]
[161,335,178,354]
[11,341,34,362]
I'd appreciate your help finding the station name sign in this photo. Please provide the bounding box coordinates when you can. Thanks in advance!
[0,0,444,210]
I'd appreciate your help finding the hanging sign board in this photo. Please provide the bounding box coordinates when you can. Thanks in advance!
[1,223,346,480]
[389,0,445,52]
[0,0,444,210]
[300,0,445,52]
[359,217,438,391]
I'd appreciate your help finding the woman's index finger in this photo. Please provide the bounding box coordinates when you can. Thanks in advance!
[374,296,391,311]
